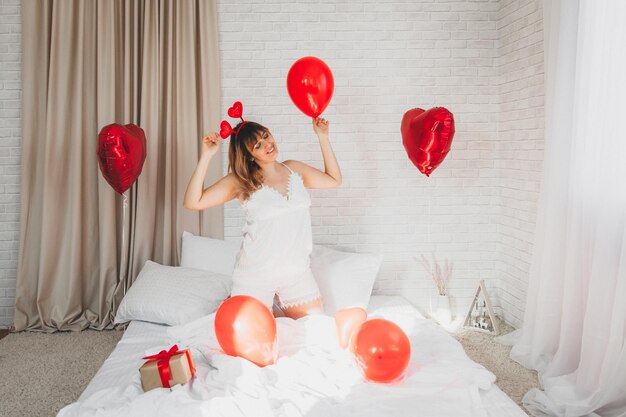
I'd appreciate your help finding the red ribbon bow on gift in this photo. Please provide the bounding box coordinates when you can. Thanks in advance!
[142,344,195,389]
[219,101,248,139]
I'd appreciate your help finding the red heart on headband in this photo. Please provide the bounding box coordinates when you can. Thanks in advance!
[220,120,233,139]
[228,102,243,119]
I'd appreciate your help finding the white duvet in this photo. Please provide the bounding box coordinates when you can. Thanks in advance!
[59,308,496,417]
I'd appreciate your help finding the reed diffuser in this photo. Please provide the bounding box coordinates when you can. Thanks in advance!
[420,254,453,325]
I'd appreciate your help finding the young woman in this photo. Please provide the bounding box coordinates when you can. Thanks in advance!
[183,116,341,320]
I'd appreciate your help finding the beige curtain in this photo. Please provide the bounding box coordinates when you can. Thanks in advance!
[14,0,222,332]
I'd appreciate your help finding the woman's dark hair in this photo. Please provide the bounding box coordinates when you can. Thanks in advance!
[228,121,268,200]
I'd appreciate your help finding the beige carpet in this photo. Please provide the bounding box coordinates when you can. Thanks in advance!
[452,320,539,415]
[0,328,124,417]
[0,321,538,417]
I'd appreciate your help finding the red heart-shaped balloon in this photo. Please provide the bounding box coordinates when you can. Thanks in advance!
[97,123,147,194]
[401,107,455,177]
[287,56,334,118]
[220,120,233,139]
[228,101,243,119]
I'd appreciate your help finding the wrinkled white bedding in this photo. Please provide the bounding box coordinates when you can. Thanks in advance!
[58,296,526,417]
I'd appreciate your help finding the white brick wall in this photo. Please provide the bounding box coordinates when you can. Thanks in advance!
[219,0,509,322]
[495,0,544,327]
[0,0,21,328]
[0,0,544,329]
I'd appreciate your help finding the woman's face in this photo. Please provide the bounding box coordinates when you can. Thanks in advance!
[249,130,278,163]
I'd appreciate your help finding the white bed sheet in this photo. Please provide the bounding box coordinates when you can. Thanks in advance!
[60,296,526,417]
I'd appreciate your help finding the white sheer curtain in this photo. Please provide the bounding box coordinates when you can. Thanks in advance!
[498,1,626,416]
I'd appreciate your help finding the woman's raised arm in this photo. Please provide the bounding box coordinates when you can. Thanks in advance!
[183,132,238,210]
[285,117,342,189]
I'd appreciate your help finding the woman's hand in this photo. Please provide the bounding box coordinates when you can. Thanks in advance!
[201,132,221,159]
[312,117,329,138]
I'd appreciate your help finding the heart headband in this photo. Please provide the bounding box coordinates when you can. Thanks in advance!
[219,101,248,139]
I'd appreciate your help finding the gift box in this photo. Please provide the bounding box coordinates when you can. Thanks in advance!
[139,344,196,392]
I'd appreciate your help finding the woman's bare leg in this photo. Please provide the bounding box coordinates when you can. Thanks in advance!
[282,298,323,320]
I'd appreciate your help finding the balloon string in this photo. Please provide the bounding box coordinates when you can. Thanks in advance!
[428,193,433,250]
[122,193,128,296]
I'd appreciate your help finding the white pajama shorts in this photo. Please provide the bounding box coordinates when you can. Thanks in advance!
[230,268,321,310]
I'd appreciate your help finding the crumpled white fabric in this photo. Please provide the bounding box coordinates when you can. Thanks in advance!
[58,312,495,417]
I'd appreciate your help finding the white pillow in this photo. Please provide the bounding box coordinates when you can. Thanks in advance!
[115,260,231,326]
[310,245,383,316]
[180,231,241,275]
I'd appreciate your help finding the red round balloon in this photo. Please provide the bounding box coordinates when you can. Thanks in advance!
[351,318,411,383]
[97,123,147,194]
[401,107,455,177]
[215,295,277,367]
[287,56,334,117]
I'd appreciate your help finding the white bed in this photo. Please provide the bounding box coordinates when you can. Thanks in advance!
[58,296,526,417]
